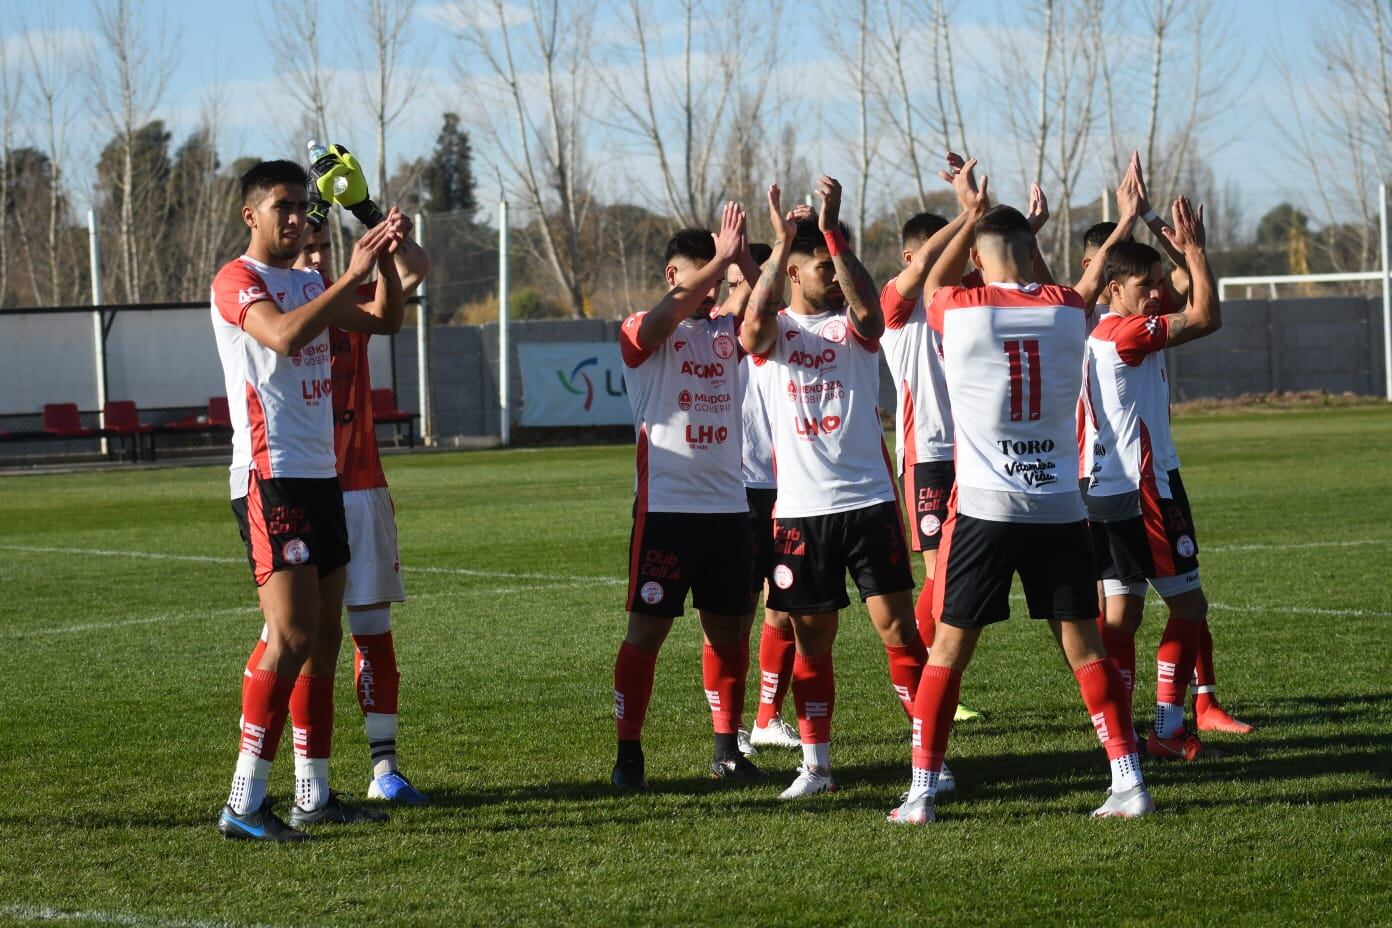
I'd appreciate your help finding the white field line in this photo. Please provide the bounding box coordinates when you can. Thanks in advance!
[0,904,282,928]
[0,544,625,586]
[1202,538,1387,554]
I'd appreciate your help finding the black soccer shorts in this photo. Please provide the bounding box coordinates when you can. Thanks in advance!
[766,500,914,613]
[901,460,955,552]
[626,510,754,618]
[746,487,778,595]
[231,473,350,587]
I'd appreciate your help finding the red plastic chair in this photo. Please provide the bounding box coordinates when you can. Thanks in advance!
[207,397,232,429]
[103,400,153,461]
[42,403,96,437]
[370,389,417,447]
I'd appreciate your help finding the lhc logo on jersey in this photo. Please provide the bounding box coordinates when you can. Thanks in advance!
[822,319,847,343]
[281,538,310,565]
[712,333,736,359]
[640,581,664,605]
[557,357,598,410]
[303,281,324,301]
[677,389,692,411]
[772,564,794,590]
[1176,535,1196,558]
[920,514,941,536]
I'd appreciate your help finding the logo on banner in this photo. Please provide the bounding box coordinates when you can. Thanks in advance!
[557,357,599,411]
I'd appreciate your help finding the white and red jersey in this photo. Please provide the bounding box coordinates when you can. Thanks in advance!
[1080,311,1181,499]
[620,312,746,514]
[211,256,336,498]
[752,309,897,518]
[739,355,776,489]
[929,281,1088,523]
[879,279,953,475]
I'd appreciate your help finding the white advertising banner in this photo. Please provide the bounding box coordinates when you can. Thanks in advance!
[518,341,631,427]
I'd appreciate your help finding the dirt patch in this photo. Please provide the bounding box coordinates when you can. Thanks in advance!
[1172,390,1387,415]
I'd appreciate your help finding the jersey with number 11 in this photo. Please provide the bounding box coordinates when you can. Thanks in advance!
[928,281,1088,523]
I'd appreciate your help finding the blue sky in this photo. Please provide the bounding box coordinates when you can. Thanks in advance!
[4,1,1325,228]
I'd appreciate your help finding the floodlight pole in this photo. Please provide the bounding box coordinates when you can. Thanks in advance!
[414,211,434,446]
[89,209,108,454]
[1381,183,1391,401]
[499,199,511,446]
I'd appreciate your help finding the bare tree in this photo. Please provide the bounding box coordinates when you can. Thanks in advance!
[0,29,23,306]
[820,0,881,248]
[352,0,423,205]
[460,0,597,318]
[88,0,176,303]
[24,17,80,305]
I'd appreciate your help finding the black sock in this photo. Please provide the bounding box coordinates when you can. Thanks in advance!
[713,732,739,760]
[617,739,643,765]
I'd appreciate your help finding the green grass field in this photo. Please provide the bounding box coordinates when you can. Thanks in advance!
[1,406,1390,927]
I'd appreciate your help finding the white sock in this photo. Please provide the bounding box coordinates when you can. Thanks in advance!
[906,765,940,803]
[365,712,399,779]
[1155,701,1186,738]
[294,757,330,810]
[227,755,271,815]
[1110,752,1144,793]
[801,741,830,774]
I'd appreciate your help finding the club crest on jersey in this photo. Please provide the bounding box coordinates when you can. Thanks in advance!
[281,538,310,565]
[713,333,736,359]
[640,581,664,605]
[822,319,847,343]
[1176,535,1196,558]
[772,564,794,589]
[920,514,941,536]
[678,389,692,411]
[303,281,324,301]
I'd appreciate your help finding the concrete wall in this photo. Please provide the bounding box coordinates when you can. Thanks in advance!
[398,298,1391,440]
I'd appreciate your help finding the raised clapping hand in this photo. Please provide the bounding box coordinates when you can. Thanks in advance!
[1117,151,1144,220]
[345,222,397,280]
[1161,197,1206,253]
[1027,183,1049,233]
[768,184,797,242]
[712,201,746,266]
[815,175,842,233]
[942,156,989,214]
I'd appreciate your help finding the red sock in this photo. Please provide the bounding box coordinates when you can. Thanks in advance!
[791,653,834,744]
[242,637,268,707]
[755,623,796,727]
[352,631,400,716]
[239,668,296,761]
[885,637,928,718]
[914,578,936,648]
[1193,618,1216,700]
[910,665,962,771]
[614,641,658,741]
[1098,617,1136,695]
[702,642,747,734]
[1155,616,1202,707]
[1075,659,1137,760]
[288,674,335,760]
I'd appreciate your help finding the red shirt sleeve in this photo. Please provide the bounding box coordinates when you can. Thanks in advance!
[1112,314,1170,366]
[880,278,918,330]
[211,261,272,329]
[926,286,965,334]
[619,312,654,368]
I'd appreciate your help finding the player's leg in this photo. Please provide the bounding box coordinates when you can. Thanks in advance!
[1092,518,1142,695]
[700,609,767,781]
[845,501,923,720]
[749,603,799,750]
[1144,583,1215,759]
[1192,619,1253,732]
[780,610,840,798]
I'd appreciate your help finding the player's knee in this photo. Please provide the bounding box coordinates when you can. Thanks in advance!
[271,626,316,665]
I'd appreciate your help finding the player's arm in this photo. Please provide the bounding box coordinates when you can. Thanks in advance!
[1075,151,1143,309]
[893,211,973,303]
[741,185,796,357]
[925,155,990,294]
[635,201,745,350]
[1026,182,1055,285]
[335,243,408,336]
[1159,196,1221,346]
[814,175,882,343]
[387,211,431,295]
[240,223,394,355]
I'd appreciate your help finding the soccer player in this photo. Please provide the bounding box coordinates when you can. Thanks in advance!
[213,160,403,841]
[889,159,1150,825]
[612,203,768,789]
[1080,194,1236,758]
[740,180,926,800]
[716,243,802,755]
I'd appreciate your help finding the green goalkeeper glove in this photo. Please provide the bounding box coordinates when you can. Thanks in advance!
[327,143,386,228]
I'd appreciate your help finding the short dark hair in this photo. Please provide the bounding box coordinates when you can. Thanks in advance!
[973,205,1031,242]
[1100,240,1163,286]
[902,211,949,248]
[788,218,852,257]
[240,160,309,205]
[749,242,773,265]
[664,228,716,265]
[1083,221,1128,253]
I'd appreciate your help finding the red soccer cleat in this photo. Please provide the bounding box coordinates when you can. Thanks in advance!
[1146,729,1213,761]
[1194,697,1254,734]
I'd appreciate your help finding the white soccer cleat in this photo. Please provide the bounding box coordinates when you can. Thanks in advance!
[886,793,935,825]
[778,764,837,800]
[737,728,758,757]
[1091,785,1155,818]
[749,718,801,750]
[937,761,957,795]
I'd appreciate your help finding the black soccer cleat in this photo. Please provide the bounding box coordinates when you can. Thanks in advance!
[611,741,649,792]
[709,753,770,783]
[289,793,389,827]
[217,799,311,843]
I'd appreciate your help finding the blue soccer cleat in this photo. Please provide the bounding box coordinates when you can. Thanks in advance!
[367,770,431,804]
